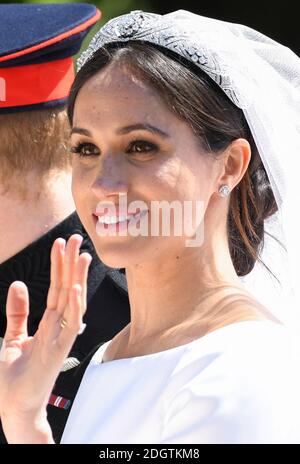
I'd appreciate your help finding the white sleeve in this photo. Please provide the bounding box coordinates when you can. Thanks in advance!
[159,342,300,444]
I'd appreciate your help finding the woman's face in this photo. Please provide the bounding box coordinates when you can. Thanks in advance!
[71,62,220,268]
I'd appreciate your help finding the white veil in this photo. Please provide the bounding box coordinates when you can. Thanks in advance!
[78,10,300,333]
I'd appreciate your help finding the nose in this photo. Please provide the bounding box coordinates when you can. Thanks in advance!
[91,153,128,198]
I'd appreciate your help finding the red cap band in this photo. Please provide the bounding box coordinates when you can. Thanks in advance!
[0,57,74,108]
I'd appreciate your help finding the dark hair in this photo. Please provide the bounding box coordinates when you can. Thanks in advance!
[68,41,283,279]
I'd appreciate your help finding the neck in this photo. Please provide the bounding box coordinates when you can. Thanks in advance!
[124,233,250,348]
[0,170,75,264]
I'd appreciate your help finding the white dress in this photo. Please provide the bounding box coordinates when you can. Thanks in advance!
[61,320,300,444]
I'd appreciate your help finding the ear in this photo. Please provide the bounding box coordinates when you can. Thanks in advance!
[217,138,251,190]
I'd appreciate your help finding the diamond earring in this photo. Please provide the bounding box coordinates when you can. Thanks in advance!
[218,185,231,197]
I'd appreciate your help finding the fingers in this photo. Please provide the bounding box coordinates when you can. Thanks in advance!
[41,234,92,346]
[73,252,92,315]
[46,238,65,311]
[5,281,29,344]
[56,234,83,316]
[56,284,83,355]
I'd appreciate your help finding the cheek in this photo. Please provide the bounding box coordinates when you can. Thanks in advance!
[177,158,214,202]
[71,164,90,203]
[151,155,210,203]
[159,161,200,202]
[145,170,205,214]
[146,159,183,199]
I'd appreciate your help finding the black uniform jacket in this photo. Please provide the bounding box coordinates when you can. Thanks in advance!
[0,211,130,443]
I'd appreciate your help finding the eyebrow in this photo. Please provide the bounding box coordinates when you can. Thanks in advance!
[70,124,170,138]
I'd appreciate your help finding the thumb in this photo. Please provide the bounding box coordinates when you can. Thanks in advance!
[5,281,29,343]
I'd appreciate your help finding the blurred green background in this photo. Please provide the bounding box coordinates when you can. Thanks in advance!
[2,1,299,54]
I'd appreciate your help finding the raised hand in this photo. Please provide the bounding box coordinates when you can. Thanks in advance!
[0,234,92,443]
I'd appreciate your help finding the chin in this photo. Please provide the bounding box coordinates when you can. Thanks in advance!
[92,239,142,269]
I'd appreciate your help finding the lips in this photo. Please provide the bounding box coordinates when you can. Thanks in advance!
[98,212,140,225]
[93,207,143,218]
[95,209,147,225]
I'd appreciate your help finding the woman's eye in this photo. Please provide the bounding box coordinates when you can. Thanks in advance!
[70,140,157,159]
[71,143,100,157]
[127,140,157,155]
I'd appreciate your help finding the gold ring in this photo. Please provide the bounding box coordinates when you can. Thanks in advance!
[60,318,68,329]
